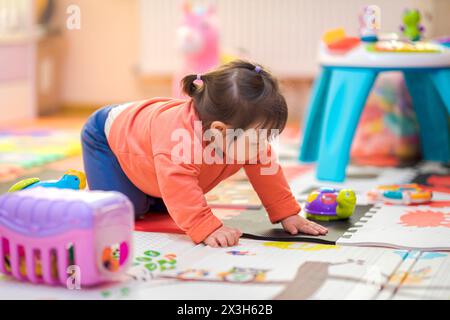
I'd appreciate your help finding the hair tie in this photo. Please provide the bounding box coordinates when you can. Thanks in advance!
[254,66,262,74]
[196,74,203,81]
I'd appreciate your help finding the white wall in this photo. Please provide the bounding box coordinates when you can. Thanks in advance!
[53,0,170,106]
[48,0,450,107]
[140,0,438,77]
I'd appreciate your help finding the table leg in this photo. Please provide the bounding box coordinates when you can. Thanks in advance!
[404,71,450,162]
[316,68,377,182]
[299,68,331,162]
[430,69,450,114]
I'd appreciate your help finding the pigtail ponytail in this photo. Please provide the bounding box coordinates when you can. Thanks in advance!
[181,74,202,97]
[180,60,287,134]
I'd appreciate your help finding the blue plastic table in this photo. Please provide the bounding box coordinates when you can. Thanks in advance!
[300,43,450,182]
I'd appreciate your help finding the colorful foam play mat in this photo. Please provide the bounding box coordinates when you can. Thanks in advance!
[0,129,81,181]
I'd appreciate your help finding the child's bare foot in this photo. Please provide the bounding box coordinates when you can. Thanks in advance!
[281,215,328,236]
[203,226,243,248]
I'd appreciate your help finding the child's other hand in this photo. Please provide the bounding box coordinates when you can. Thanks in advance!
[203,226,243,248]
[281,215,328,236]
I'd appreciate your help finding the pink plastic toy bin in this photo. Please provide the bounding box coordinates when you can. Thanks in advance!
[0,188,134,287]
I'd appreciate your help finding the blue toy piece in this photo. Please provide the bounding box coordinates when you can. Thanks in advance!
[8,170,86,192]
[367,184,432,205]
[435,37,450,48]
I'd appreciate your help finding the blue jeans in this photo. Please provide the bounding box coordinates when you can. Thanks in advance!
[81,105,167,217]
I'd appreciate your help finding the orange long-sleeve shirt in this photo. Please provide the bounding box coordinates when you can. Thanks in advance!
[107,98,301,243]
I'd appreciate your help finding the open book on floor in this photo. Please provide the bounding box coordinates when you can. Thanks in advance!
[337,203,450,251]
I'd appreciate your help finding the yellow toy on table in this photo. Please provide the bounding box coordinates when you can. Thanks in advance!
[367,40,443,53]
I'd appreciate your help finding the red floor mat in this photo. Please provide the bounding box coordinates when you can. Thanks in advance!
[135,213,184,234]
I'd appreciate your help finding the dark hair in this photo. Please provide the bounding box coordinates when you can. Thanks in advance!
[181,60,288,137]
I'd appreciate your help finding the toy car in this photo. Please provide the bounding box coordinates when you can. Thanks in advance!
[305,187,356,221]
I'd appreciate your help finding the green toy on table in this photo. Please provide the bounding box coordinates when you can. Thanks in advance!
[400,9,424,41]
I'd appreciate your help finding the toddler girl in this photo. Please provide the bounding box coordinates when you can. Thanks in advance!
[81,60,328,248]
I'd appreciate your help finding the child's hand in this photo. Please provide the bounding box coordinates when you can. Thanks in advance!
[203,226,243,248]
[281,215,328,236]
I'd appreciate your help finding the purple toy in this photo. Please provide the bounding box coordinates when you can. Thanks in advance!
[305,187,357,221]
[435,36,450,48]
[0,188,134,287]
